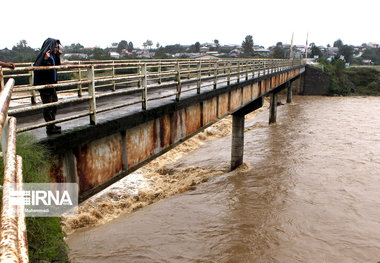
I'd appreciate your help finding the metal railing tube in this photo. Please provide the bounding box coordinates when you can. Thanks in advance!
[0,117,20,262]
[0,79,15,136]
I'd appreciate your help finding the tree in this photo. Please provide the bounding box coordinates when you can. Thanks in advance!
[311,44,322,58]
[164,44,186,54]
[333,39,343,48]
[117,40,128,54]
[66,43,84,53]
[11,40,37,62]
[339,45,354,63]
[15,40,28,49]
[362,47,380,65]
[154,47,168,59]
[127,42,134,52]
[214,39,220,52]
[272,42,285,58]
[242,35,254,57]
[92,47,111,60]
[143,40,153,50]
[195,42,200,53]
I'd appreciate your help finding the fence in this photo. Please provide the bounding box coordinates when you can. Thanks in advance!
[0,58,303,132]
[0,78,28,262]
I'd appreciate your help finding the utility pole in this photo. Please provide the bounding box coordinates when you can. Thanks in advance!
[305,32,309,59]
[290,32,294,59]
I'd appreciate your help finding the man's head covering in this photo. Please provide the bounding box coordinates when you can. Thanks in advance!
[34,38,61,66]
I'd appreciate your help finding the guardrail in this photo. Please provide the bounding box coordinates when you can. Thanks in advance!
[0,79,29,262]
[0,58,304,132]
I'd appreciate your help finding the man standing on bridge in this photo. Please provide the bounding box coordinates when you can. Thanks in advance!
[33,38,62,135]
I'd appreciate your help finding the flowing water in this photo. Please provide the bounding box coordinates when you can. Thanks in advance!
[66,95,380,262]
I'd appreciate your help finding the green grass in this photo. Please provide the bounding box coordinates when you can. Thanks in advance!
[0,134,69,262]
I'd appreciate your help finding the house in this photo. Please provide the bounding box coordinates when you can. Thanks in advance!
[362,59,374,65]
[110,52,120,59]
[63,53,89,59]
[254,49,270,56]
[229,49,241,57]
[200,46,209,53]
[192,54,221,60]
[368,42,379,48]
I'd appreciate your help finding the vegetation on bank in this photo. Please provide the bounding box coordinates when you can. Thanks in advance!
[317,58,380,96]
[0,134,68,262]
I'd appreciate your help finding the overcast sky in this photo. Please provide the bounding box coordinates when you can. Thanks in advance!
[2,0,378,50]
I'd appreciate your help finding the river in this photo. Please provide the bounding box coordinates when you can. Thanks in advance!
[66,95,380,262]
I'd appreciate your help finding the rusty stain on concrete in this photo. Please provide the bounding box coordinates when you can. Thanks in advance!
[202,97,217,126]
[218,93,229,117]
[75,133,123,193]
[253,83,259,98]
[153,115,171,153]
[126,121,155,169]
[243,86,251,104]
[185,104,201,136]
[49,154,64,183]
[230,88,242,112]
[171,109,186,144]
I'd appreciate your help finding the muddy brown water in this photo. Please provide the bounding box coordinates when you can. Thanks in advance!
[66,95,380,262]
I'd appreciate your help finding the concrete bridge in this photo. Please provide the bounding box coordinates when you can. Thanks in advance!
[2,58,305,201]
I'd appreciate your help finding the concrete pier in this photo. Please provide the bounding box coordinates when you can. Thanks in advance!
[287,82,292,103]
[269,92,278,124]
[231,114,245,170]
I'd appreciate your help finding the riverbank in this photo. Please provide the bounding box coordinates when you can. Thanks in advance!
[61,99,271,235]
[317,60,380,96]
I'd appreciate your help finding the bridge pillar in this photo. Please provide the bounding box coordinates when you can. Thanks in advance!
[286,81,292,103]
[231,114,245,170]
[269,92,278,124]
[230,97,263,170]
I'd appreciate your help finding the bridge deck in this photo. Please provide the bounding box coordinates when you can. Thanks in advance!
[15,72,255,142]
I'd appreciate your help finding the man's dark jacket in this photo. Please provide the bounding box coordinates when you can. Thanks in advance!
[33,38,61,92]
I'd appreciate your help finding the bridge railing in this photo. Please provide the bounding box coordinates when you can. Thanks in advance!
[0,58,303,132]
[0,78,29,262]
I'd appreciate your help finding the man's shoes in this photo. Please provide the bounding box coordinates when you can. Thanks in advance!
[46,125,62,135]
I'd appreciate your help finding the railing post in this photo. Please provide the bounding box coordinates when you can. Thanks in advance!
[257,61,260,78]
[237,61,240,83]
[77,61,83,97]
[187,61,191,79]
[251,60,255,78]
[197,61,201,94]
[158,61,162,84]
[28,63,37,104]
[176,62,182,101]
[213,61,218,89]
[112,61,116,91]
[227,61,231,85]
[245,61,248,80]
[137,64,142,88]
[0,66,3,91]
[142,63,148,110]
[87,66,97,125]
